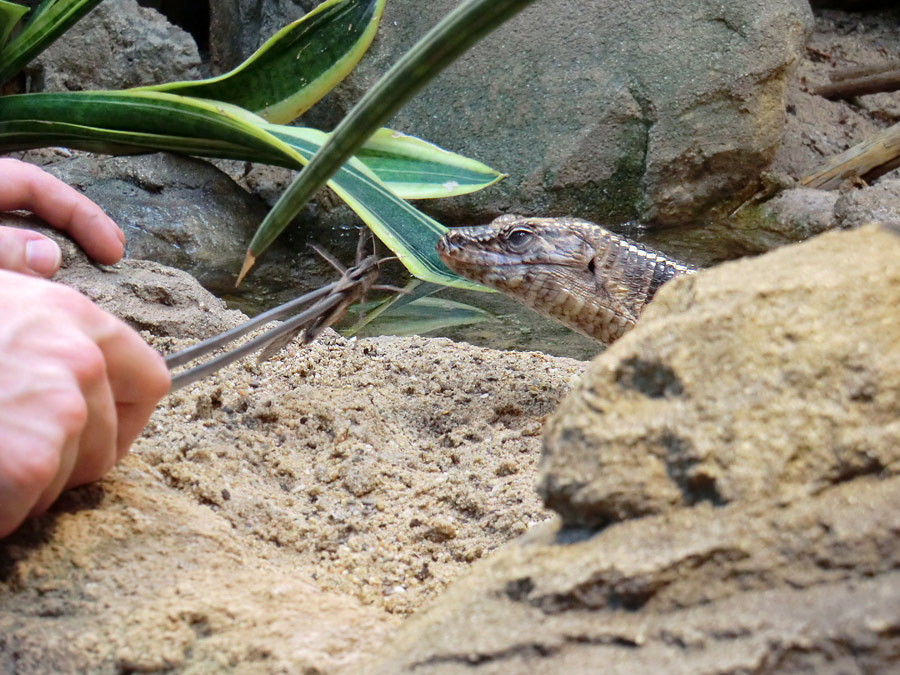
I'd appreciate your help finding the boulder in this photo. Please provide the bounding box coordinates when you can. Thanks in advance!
[209,0,316,72]
[810,1,895,9]
[213,0,812,227]
[758,187,838,238]
[35,153,271,296]
[834,179,900,229]
[26,0,201,91]
[540,224,900,526]
[360,493,900,674]
[357,223,900,673]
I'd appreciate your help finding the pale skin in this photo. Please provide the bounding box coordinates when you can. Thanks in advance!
[0,158,171,538]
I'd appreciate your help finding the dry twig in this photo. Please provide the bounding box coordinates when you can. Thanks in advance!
[800,121,900,189]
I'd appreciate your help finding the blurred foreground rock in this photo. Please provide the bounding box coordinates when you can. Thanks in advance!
[358,224,900,673]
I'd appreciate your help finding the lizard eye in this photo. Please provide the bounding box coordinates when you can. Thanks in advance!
[504,227,534,250]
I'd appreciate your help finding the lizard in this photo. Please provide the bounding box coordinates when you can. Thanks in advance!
[435,214,696,345]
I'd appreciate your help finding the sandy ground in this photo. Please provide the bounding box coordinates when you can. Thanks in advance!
[2,5,900,674]
[1,309,583,672]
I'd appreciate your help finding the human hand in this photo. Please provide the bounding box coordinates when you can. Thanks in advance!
[0,158,125,276]
[0,270,171,537]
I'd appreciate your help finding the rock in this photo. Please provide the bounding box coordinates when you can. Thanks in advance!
[17,149,362,312]
[208,1,811,226]
[209,0,316,72]
[33,153,270,295]
[540,224,900,527]
[26,0,201,91]
[360,487,900,674]
[292,0,810,226]
[758,186,838,238]
[2,213,244,339]
[356,223,900,673]
[810,1,895,9]
[834,179,900,229]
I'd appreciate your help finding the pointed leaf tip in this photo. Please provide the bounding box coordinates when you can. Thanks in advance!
[237,251,256,286]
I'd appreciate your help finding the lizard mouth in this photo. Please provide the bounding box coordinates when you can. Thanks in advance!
[436,229,527,270]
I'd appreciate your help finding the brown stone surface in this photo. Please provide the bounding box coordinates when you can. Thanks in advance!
[361,484,900,674]
[359,224,900,674]
[541,224,900,527]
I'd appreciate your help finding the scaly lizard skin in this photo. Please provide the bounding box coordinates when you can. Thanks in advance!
[436,215,696,345]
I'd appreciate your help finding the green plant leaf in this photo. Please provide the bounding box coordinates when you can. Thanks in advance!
[262,122,485,288]
[0,90,485,288]
[0,91,306,164]
[0,1,28,49]
[266,124,505,200]
[136,0,384,124]
[0,0,105,84]
[352,128,506,199]
[241,0,539,279]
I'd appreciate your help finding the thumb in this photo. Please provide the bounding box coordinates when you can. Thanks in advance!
[0,226,62,277]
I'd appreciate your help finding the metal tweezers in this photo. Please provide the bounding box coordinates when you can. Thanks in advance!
[165,253,379,393]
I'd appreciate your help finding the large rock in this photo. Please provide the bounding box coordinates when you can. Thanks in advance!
[26,0,201,91]
[834,179,900,230]
[212,0,812,226]
[13,149,356,313]
[810,1,895,9]
[357,223,900,673]
[541,224,900,527]
[209,0,316,72]
[35,153,271,295]
[361,488,900,674]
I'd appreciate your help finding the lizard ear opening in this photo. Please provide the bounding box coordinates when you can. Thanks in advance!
[588,258,596,274]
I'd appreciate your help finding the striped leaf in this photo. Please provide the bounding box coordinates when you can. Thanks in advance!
[347,295,491,338]
[266,125,504,200]
[263,123,484,288]
[0,0,105,84]
[136,0,384,124]
[0,1,28,48]
[352,128,505,199]
[0,89,486,288]
[241,0,540,280]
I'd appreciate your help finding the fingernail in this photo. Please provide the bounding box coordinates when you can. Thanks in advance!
[25,239,62,276]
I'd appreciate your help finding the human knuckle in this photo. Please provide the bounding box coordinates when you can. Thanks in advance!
[69,342,107,389]
[5,438,62,494]
[50,387,90,437]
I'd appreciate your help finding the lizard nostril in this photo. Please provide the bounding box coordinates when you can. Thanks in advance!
[435,235,454,255]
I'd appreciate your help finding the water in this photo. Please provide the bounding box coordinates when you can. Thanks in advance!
[222,203,799,363]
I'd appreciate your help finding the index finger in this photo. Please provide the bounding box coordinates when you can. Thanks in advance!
[96,321,171,453]
[0,159,125,265]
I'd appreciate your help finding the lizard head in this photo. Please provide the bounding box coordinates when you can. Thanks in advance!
[436,214,599,283]
[435,215,626,341]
